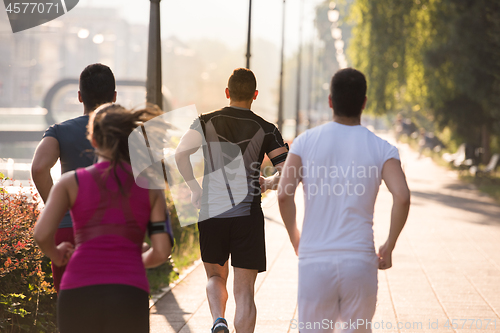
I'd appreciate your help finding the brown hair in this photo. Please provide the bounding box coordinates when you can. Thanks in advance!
[227,68,257,101]
[87,104,164,191]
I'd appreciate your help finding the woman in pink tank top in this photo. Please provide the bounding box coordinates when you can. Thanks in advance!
[34,104,173,333]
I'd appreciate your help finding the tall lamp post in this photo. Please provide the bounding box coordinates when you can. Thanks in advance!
[307,40,314,129]
[146,0,163,110]
[246,0,253,69]
[146,0,168,182]
[295,0,304,137]
[277,0,286,132]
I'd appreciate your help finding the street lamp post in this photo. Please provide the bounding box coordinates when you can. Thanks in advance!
[146,0,163,110]
[246,0,252,69]
[145,0,169,182]
[277,0,286,132]
[307,40,314,129]
[295,0,304,137]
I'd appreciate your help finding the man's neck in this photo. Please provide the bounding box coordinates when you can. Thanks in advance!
[84,102,112,115]
[83,107,95,115]
[229,100,253,110]
[333,114,361,126]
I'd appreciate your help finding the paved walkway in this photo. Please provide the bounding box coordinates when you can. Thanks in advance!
[150,135,500,332]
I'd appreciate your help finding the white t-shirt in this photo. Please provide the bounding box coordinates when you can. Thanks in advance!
[289,122,400,258]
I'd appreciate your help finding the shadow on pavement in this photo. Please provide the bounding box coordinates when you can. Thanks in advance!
[411,186,500,225]
[150,292,192,333]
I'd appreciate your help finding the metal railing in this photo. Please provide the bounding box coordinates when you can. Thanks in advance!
[0,158,61,183]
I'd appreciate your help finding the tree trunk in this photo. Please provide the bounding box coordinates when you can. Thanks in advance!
[481,124,491,165]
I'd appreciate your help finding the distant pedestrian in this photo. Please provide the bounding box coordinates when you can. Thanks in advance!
[31,63,116,292]
[34,104,173,333]
[278,68,411,333]
[175,68,288,333]
[418,128,426,158]
[394,113,403,142]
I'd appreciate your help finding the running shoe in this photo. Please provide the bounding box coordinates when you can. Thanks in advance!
[211,317,229,333]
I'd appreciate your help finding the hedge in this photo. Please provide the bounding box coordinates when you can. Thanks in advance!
[0,174,57,333]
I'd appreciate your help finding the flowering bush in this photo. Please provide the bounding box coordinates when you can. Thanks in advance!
[0,173,57,333]
[0,173,201,331]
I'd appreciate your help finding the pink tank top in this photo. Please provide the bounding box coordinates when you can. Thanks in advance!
[60,161,151,292]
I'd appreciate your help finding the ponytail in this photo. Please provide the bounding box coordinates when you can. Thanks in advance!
[87,104,164,193]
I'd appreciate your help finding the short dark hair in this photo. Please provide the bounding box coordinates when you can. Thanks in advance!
[330,68,367,118]
[79,63,116,111]
[227,68,257,101]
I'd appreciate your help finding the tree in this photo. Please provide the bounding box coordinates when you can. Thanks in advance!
[425,0,500,159]
[348,0,500,160]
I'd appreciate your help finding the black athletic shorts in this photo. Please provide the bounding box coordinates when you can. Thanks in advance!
[58,284,149,333]
[198,205,266,272]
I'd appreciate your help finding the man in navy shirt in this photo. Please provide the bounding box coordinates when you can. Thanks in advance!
[31,63,116,292]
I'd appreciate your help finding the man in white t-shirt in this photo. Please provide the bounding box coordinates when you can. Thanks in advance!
[278,68,410,333]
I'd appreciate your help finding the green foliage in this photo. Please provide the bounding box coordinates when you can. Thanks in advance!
[424,0,500,145]
[348,0,500,148]
[145,188,200,294]
[0,294,29,317]
[462,174,500,204]
[349,0,433,114]
[0,178,57,333]
[146,260,178,294]
[166,188,199,264]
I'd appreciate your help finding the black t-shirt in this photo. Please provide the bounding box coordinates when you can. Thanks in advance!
[43,115,95,228]
[190,106,285,219]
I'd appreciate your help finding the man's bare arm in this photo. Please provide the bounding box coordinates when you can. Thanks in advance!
[261,146,288,192]
[31,137,60,203]
[379,158,411,269]
[175,129,203,208]
[277,153,303,255]
[34,172,75,266]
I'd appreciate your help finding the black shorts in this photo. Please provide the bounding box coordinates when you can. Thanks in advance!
[58,284,149,333]
[198,206,266,272]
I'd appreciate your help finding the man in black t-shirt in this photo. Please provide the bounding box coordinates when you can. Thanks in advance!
[176,68,288,333]
[31,63,116,292]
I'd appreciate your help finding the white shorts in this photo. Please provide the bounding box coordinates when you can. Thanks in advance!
[297,253,378,333]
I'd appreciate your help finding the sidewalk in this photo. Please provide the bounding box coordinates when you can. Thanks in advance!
[150,137,500,333]
[150,189,302,333]
[372,140,500,332]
